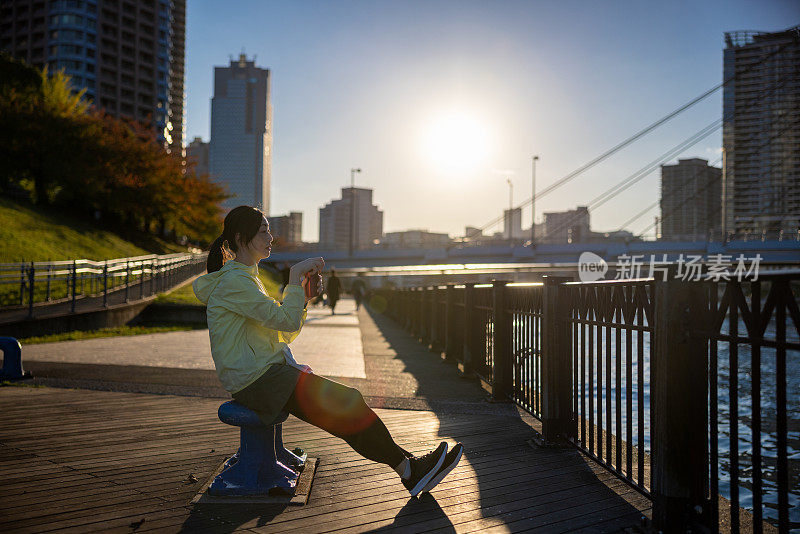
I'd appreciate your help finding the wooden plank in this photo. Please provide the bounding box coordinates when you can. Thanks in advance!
[0,387,649,533]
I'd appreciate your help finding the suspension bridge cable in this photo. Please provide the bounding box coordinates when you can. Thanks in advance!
[536,119,722,243]
[634,115,800,239]
[532,63,799,243]
[466,39,799,238]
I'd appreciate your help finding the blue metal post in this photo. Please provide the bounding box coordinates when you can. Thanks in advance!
[0,337,31,380]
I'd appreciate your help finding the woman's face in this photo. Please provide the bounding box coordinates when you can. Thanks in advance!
[241,218,273,260]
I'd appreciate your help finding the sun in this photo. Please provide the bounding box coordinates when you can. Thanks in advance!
[421,109,490,173]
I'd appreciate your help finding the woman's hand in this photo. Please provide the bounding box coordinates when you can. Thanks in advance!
[288,257,324,285]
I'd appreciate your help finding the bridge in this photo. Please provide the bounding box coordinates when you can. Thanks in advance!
[266,239,800,269]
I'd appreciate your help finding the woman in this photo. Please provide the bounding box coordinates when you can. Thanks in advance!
[193,206,462,497]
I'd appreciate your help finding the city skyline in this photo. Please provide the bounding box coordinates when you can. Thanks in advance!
[185,1,798,242]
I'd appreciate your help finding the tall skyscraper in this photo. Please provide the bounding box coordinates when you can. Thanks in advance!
[660,158,722,240]
[209,54,272,213]
[0,0,186,154]
[722,27,800,236]
[319,187,383,251]
[186,136,209,177]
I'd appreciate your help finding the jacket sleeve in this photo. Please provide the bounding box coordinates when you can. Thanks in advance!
[216,273,306,333]
[277,284,307,343]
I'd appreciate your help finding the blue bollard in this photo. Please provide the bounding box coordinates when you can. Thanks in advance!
[209,401,306,496]
[0,337,31,380]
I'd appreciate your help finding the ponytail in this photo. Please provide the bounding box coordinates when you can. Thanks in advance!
[206,235,226,273]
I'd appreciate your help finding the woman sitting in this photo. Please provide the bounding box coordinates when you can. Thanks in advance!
[193,206,463,497]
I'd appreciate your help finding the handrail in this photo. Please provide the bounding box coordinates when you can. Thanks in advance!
[0,252,208,315]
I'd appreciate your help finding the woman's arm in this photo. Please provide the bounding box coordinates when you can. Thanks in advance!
[217,274,306,332]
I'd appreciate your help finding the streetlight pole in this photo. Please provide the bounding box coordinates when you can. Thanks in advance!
[531,155,539,247]
[349,168,361,257]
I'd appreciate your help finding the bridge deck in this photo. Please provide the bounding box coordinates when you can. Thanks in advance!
[0,386,650,533]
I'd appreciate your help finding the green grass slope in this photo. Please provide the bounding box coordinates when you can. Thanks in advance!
[0,198,182,263]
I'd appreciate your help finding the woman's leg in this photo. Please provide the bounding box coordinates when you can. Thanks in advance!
[283,372,405,467]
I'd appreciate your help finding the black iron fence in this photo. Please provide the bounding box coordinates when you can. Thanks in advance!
[378,270,799,533]
[0,252,208,317]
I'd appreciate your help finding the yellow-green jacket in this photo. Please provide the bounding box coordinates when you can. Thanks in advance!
[192,260,307,394]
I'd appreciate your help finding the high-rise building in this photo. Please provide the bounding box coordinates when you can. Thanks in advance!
[186,136,209,177]
[660,158,722,240]
[503,207,523,240]
[267,212,302,247]
[543,206,590,244]
[319,187,383,251]
[0,0,186,154]
[209,54,272,213]
[722,27,800,236]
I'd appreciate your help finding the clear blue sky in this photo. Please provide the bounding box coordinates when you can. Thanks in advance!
[185,0,799,242]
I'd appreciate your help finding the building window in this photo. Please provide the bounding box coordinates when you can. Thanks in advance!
[50,14,83,26]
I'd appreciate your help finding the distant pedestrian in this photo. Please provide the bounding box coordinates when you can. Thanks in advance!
[327,269,341,314]
[352,273,367,311]
[193,206,462,498]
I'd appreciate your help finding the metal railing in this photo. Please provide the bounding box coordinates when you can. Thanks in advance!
[0,252,208,318]
[378,270,799,532]
[564,278,654,496]
[695,273,800,531]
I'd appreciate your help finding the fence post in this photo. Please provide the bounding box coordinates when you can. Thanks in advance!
[149,260,155,295]
[27,262,35,319]
[541,276,574,443]
[491,280,511,401]
[417,287,425,341]
[19,263,25,307]
[430,286,445,355]
[444,284,457,362]
[70,260,77,313]
[46,263,51,302]
[462,282,476,375]
[102,261,108,308]
[652,275,709,531]
[139,261,145,300]
[125,261,130,303]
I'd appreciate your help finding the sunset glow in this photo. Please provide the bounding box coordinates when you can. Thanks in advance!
[421,110,491,173]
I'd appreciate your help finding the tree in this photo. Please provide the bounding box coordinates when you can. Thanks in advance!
[0,53,229,244]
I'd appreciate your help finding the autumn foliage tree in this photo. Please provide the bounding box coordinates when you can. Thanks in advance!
[0,52,228,245]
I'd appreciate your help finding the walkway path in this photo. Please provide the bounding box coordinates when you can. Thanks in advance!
[21,300,366,379]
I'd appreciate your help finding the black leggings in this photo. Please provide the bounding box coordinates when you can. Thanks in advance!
[284,372,405,468]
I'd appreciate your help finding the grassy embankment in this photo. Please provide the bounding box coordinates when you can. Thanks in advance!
[0,198,189,306]
[2,198,285,343]
[0,197,185,263]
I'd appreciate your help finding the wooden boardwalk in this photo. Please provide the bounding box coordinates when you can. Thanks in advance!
[0,386,650,533]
